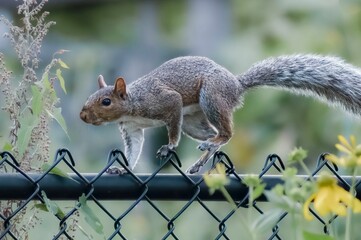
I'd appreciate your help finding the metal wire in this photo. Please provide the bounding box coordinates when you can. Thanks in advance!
[0,149,359,239]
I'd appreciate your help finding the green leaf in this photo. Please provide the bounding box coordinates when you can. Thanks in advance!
[46,107,69,138]
[41,163,70,178]
[303,231,335,240]
[252,209,284,233]
[288,147,308,164]
[31,85,43,116]
[58,59,69,69]
[79,194,104,234]
[253,183,266,200]
[56,68,67,94]
[42,72,57,101]
[34,203,48,212]
[41,71,49,84]
[264,190,298,212]
[243,174,262,188]
[41,191,65,219]
[2,142,13,152]
[17,115,39,158]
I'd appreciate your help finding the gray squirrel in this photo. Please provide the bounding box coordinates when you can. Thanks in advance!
[80,54,361,174]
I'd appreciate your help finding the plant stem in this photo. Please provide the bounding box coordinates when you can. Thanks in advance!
[248,187,256,240]
[299,160,315,182]
[220,186,237,209]
[345,167,357,240]
[219,186,254,239]
[292,210,299,240]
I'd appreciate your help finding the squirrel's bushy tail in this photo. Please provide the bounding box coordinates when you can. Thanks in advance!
[237,54,361,115]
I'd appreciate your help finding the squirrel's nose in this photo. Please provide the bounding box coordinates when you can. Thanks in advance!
[80,110,88,122]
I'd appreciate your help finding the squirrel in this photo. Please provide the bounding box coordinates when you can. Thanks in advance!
[80,54,361,174]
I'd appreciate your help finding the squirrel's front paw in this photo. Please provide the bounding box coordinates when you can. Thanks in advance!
[156,145,174,158]
[106,166,127,175]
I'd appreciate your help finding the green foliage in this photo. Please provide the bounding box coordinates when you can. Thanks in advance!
[46,107,69,138]
[303,231,335,240]
[0,1,71,239]
[78,194,104,236]
[56,69,67,94]
[203,164,235,208]
[204,137,361,239]
[41,163,71,179]
[288,147,308,164]
[17,114,39,159]
[264,190,300,213]
[36,191,105,239]
[58,59,70,69]
[2,1,361,239]
[251,209,284,234]
[0,0,70,167]
[36,191,65,219]
[243,174,266,201]
[31,85,43,117]
[2,142,12,152]
[12,59,69,159]
[203,163,230,195]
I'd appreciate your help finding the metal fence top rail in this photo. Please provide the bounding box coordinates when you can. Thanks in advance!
[0,173,359,201]
[0,149,360,201]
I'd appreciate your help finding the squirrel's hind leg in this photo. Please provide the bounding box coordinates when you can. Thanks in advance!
[198,96,233,151]
[186,97,233,174]
[182,111,219,174]
[182,111,217,141]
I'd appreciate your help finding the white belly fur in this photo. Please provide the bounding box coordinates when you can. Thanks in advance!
[118,115,165,129]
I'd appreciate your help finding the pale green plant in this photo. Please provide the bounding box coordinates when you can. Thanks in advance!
[0,0,70,238]
[0,0,68,171]
[204,137,361,240]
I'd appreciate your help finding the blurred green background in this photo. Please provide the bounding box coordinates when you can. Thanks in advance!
[1,0,361,239]
[2,0,361,173]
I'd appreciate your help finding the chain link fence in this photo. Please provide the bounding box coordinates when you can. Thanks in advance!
[0,149,360,239]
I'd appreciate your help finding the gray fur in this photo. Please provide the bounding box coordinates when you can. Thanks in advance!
[238,54,361,115]
[81,54,361,174]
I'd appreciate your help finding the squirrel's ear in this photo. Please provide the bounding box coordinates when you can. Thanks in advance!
[98,75,107,88]
[114,77,127,99]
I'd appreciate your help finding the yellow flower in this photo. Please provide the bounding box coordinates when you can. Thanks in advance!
[326,135,361,167]
[303,172,361,221]
[203,163,229,195]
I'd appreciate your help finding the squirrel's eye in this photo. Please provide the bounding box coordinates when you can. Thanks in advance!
[101,98,111,106]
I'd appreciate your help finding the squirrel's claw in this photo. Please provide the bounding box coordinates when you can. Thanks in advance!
[186,163,202,174]
[187,146,220,174]
[156,145,174,159]
[106,166,127,175]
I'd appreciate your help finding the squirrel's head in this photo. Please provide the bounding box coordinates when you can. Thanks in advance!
[80,75,129,125]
